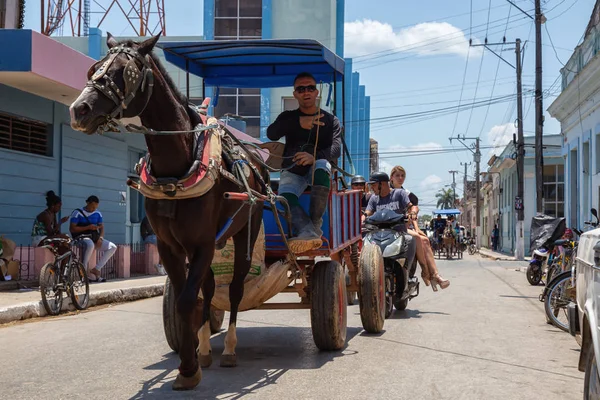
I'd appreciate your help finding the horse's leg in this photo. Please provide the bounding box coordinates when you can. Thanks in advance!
[171,242,214,390]
[197,268,215,368]
[221,213,262,367]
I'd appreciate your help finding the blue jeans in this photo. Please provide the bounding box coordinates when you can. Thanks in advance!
[278,159,331,198]
[144,235,157,245]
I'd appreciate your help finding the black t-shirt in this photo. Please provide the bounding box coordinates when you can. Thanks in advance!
[266,109,342,176]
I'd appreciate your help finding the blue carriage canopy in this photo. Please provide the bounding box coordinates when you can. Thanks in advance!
[157,39,345,88]
[432,209,462,215]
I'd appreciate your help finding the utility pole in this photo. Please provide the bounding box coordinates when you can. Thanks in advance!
[449,170,458,207]
[460,162,471,227]
[515,38,525,260]
[534,0,544,212]
[449,136,481,248]
[472,34,528,256]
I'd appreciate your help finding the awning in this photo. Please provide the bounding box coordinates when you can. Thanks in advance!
[157,39,345,88]
[0,30,95,106]
[432,209,461,215]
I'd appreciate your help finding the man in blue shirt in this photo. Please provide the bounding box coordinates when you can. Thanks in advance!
[70,195,117,282]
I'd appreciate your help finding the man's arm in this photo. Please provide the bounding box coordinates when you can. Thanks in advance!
[266,112,290,141]
[315,116,342,160]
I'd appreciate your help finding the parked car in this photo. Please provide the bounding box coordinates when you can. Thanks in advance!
[568,209,600,399]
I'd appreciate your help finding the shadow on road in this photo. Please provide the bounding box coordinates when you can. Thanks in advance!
[130,325,362,399]
[389,308,450,320]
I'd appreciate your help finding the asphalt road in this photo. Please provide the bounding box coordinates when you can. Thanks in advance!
[0,255,584,400]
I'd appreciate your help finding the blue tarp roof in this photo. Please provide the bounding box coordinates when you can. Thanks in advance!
[432,209,461,215]
[157,39,345,88]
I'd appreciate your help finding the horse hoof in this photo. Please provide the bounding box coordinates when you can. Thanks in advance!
[220,354,237,368]
[199,353,213,368]
[172,368,202,391]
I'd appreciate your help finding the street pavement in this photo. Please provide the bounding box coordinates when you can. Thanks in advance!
[0,255,583,400]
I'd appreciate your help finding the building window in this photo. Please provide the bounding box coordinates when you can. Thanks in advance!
[0,112,52,156]
[213,0,262,137]
[214,88,261,138]
[214,0,262,40]
[543,164,565,218]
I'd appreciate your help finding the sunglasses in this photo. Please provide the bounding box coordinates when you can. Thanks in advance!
[295,85,317,94]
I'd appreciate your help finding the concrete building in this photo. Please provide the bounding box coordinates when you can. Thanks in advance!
[202,0,371,178]
[482,134,564,254]
[548,0,600,228]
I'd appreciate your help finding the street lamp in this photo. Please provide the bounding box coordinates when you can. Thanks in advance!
[480,171,502,251]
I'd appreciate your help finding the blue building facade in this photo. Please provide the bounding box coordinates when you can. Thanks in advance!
[202,0,371,179]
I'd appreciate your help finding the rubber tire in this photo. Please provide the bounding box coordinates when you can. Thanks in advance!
[543,271,572,332]
[584,349,600,400]
[345,268,356,305]
[310,260,348,351]
[357,243,385,333]
[69,261,90,310]
[163,275,182,353]
[40,262,63,316]
[163,276,225,353]
[526,264,543,286]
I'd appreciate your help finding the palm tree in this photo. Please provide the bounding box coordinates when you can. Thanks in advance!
[436,188,454,209]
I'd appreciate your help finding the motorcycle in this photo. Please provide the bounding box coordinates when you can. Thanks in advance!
[362,209,419,317]
[527,214,566,286]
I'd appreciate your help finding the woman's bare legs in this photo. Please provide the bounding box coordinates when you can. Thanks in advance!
[407,229,432,286]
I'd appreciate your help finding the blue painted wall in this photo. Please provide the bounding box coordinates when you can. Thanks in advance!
[0,30,32,71]
[0,84,145,245]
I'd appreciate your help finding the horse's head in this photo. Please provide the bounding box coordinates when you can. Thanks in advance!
[69,32,161,134]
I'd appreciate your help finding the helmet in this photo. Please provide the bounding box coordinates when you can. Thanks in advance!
[351,175,366,185]
[368,171,390,184]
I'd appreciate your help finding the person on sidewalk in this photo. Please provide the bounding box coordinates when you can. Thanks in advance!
[267,72,341,254]
[31,191,70,247]
[389,166,450,291]
[140,215,165,274]
[69,196,117,282]
[492,225,499,251]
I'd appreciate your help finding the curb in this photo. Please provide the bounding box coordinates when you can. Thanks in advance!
[0,284,164,325]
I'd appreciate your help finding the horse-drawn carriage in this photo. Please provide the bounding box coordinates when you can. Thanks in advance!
[430,209,463,259]
[70,35,388,390]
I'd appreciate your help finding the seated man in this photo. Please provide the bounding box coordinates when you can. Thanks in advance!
[363,172,417,271]
[267,72,342,254]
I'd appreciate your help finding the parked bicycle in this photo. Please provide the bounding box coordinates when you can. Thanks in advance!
[39,235,90,316]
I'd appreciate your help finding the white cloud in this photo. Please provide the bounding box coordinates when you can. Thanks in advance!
[384,142,443,153]
[420,174,443,190]
[486,123,514,157]
[344,20,480,59]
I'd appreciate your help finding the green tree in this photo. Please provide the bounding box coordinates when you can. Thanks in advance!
[435,188,454,209]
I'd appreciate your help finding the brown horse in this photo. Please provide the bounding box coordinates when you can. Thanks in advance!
[69,33,268,390]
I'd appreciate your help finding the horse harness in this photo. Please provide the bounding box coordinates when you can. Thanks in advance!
[87,45,154,121]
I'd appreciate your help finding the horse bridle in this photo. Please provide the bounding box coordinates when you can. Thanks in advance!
[86,44,154,122]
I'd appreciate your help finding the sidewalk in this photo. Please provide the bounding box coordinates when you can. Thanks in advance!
[478,247,522,261]
[0,275,166,325]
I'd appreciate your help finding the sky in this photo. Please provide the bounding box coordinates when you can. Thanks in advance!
[23,0,595,213]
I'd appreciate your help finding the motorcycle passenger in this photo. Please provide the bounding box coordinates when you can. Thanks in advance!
[267,72,342,254]
[390,166,450,291]
[363,172,417,276]
[351,175,371,210]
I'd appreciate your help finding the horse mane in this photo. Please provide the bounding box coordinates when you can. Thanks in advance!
[120,39,202,127]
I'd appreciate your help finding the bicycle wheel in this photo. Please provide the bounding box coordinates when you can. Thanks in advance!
[69,261,90,310]
[40,262,63,316]
[544,271,574,332]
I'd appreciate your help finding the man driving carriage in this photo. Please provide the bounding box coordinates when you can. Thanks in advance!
[267,72,342,254]
[433,214,446,246]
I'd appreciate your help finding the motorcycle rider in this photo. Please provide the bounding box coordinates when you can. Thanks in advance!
[363,171,417,276]
[351,175,371,210]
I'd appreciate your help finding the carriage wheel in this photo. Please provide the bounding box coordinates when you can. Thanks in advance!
[163,276,225,353]
[357,243,386,333]
[310,260,347,351]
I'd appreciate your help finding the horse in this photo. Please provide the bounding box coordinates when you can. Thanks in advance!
[69,33,269,390]
[442,225,456,259]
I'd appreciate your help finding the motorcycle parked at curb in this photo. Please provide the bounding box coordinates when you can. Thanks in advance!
[362,209,419,318]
